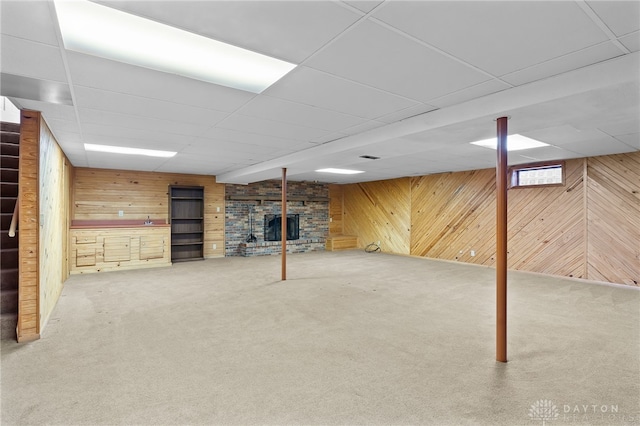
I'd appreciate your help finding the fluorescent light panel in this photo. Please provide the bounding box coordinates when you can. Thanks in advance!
[54,0,296,93]
[470,134,549,151]
[85,143,176,158]
[316,168,365,175]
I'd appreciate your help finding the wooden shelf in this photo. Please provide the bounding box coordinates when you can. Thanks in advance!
[169,185,204,262]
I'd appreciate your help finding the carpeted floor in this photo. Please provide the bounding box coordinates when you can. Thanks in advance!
[1,250,638,425]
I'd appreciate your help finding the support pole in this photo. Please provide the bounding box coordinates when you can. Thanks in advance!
[281,167,287,281]
[496,116,508,363]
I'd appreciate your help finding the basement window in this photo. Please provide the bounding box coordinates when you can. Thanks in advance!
[509,161,565,188]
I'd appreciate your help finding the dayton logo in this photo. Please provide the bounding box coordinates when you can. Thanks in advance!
[528,399,559,425]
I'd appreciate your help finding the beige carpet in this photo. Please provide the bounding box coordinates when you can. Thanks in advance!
[1,251,638,425]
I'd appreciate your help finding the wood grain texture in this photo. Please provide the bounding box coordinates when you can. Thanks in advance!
[72,168,225,258]
[325,235,358,251]
[341,153,638,286]
[38,118,71,330]
[343,178,411,254]
[586,153,640,286]
[17,111,40,341]
[70,227,171,274]
[328,184,344,235]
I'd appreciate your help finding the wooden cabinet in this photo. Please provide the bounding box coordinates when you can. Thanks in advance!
[70,226,170,274]
[169,186,204,262]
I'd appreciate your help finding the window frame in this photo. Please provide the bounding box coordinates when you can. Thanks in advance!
[508,160,566,189]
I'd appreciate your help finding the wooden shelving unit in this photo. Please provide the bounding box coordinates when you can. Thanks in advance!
[169,185,204,262]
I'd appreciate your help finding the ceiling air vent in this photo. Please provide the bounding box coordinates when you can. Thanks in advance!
[359,155,380,160]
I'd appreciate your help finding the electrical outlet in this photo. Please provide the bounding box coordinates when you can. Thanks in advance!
[118,210,124,217]
[470,250,476,257]
[213,244,217,250]
[216,207,220,212]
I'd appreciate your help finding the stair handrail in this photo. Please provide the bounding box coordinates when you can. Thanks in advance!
[8,194,18,237]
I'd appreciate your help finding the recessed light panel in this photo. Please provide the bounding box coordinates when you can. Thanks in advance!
[54,0,296,93]
[316,168,365,175]
[85,143,176,158]
[470,134,549,151]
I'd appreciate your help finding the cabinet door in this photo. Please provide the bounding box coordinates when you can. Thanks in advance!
[140,236,165,260]
[104,237,131,262]
[76,248,96,266]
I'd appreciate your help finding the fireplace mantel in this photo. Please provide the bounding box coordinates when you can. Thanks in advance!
[226,195,329,205]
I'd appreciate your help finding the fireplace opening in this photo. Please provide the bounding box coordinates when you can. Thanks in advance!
[264,214,299,241]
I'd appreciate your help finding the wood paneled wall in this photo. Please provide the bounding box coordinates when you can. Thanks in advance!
[328,184,344,235]
[410,169,497,264]
[343,178,411,254]
[17,111,40,342]
[586,154,640,286]
[72,168,225,258]
[341,152,639,286]
[38,119,72,330]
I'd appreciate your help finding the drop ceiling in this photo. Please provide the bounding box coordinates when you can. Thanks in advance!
[1,0,638,184]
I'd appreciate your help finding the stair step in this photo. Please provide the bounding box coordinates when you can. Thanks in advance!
[1,155,18,170]
[0,182,18,198]
[1,248,18,269]
[1,197,17,214]
[1,230,19,249]
[0,313,17,341]
[0,289,18,314]
[1,122,20,133]
[0,132,19,144]
[1,168,19,182]
[0,268,18,291]
[0,141,19,155]
[1,212,16,228]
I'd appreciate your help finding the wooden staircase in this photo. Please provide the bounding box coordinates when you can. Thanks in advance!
[1,121,19,341]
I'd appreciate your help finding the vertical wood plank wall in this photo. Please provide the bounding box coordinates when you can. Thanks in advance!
[343,178,411,254]
[328,184,344,235]
[17,111,40,342]
[72,168,225,258]
[39,118,72,330]
[341,152,639,286]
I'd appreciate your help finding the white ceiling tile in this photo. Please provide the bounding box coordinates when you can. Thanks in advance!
[428,79,512,108]
[86,152,169,171]
[373,1,609,76]
[73,87,229,126]
[586,1,640,37]
[67,52,255,112]
[81,123,194,150]
[1,35,67,82]
[264,66,420,119]
[198,127,304,150]
[619,32,640,52]
[341,1,383,14]
[44,118,80,135]
[306,20,489,102]
[597,119,640,137]
[78,108,211,138]
[0,0,59,46]
[501,42,624,86]
[614,133,639,149]
[95,0,361,64]
[560,135,637,156]
[217,114,331,142]
[377,104,439,124]
[235,96,368,132]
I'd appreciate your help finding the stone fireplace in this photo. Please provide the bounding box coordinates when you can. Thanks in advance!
[225,180,328,256]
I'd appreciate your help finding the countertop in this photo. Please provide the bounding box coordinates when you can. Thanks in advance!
[70,219,170,229]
